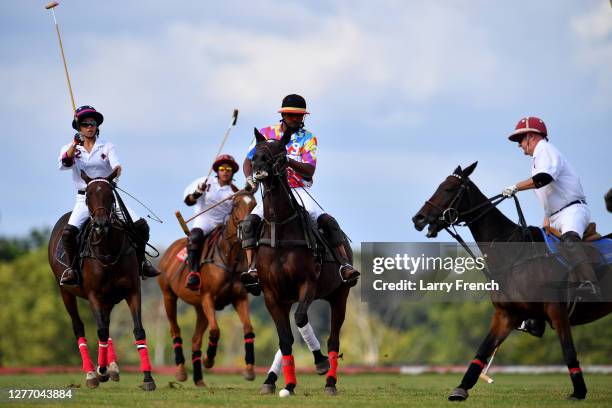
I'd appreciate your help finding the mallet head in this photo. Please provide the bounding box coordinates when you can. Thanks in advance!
[232,109,239,126]
[45,1,59,10]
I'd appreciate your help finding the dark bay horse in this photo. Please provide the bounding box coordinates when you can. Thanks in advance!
[412,162,612,401]
[157,192,257,386]
[250,128,353,395]
[48,169,155,390]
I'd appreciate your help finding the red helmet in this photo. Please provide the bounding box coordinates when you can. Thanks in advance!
[212,154,239,173]
[508,116,547,142]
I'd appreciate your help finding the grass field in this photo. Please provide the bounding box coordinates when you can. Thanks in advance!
[0,372,611,407]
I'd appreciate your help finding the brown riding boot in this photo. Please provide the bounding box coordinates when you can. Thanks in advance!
[335,244,360,287]
[60,225,80,286]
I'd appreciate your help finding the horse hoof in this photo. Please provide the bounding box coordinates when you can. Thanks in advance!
[315,358,330,375]
[194,380,206,388]
[325,386,337,396]
[243,365,256,381]
[567,394,586,400]
[85,372,99,389]
[141,381,156,391]
[96,366,110,382]
[448,387,468,401]
[108,362,120,382]
[260,383,276,395]
[203,357,215,369]
[175,363,187,382]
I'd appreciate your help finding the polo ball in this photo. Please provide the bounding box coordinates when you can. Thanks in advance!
[279,388,291,398]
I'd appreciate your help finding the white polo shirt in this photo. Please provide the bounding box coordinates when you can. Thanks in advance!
[59,139,120,191]
[184,176,234,229]
[531,140,586,216]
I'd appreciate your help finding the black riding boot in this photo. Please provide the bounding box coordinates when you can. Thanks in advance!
[517,319,545,338]
[60,224,80,286]
[186,228,205,291]
[561,231,601,301]
[133,218,160,279]
[317,214,360,287]
[239,215,262,296]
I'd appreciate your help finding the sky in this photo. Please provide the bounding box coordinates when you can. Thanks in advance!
[1,0,611,248]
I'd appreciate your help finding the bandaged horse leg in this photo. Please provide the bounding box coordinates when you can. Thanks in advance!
[324,288,350,395]
[239,214,262,295]
[127,291,155,391]
[298,323,329,374]
[449,309,515,401]
[90,299,111,382]
[560,231,600,300]
[60,224,80,286]
[232,296,256,380]
[317,214,360,286]
[77,337,96,385]
[133,218,160,278]
[191,305,207,386]
[107,337,120,381]
[185,227,205,290]
[201,293,220,369]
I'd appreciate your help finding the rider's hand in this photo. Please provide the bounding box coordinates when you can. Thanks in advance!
[502,184,518,197]
[244,175,258,193]
[196,182,207,195]
[73,133,84,146]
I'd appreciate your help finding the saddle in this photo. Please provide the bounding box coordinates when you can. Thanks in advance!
[175,226,224,265]
[55,220,92,273]
[541,227,612,269]
[544,222,602,242]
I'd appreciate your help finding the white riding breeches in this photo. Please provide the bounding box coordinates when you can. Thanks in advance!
[549,203,590,239]
[67,193,138,230]
[251,187,323,221]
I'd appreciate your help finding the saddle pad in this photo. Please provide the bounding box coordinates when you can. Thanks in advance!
[542,228,612,268]
[175,226,224,265]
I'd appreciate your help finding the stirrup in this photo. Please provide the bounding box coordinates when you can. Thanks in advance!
[185,272,201,290]
[240,269,261,296]
[60,268,79,287]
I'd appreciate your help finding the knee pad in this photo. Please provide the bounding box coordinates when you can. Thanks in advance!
[239,214,262,249]
[317,214,344,247]
[133,218,150,241]
[189,228,205,249]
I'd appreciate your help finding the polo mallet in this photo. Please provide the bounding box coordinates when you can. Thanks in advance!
[479,346,498,384]
[45,1,77,115]
[175,109,239,236]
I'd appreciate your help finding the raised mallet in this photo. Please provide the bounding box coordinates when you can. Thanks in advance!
[45,1,77,115]
[175,109,239,236]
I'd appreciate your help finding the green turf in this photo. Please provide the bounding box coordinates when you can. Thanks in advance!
[0,372,611,407]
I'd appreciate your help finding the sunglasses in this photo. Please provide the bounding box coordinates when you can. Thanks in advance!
[79,121,98,128]
[217,166,233,172]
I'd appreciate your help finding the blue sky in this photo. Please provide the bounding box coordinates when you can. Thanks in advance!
[1,0,610,247]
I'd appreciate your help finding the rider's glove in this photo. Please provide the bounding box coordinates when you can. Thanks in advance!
[245,176,258,193]
[502,184,518,197]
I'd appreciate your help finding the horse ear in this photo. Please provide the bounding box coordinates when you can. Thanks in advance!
[453,165,462,175]
[106,167,119,182]
[462,161,478,177]
[254,127,266,144]
[280,127,294,146]
[80,170,92,184]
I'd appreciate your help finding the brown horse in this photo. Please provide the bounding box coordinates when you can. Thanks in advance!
[48,169,155,390]
[249,128,353,395]
[157,192,257,386]
[412,162,612,401]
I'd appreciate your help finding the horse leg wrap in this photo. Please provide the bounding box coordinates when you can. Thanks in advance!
[569,364,587,398]
[173,336,185,365]
[327,351,339,380]
[77,337,95,372]
[282,355,297,388]
[107,338,118,364]
[206,338,219,361]
[459,358,486,390]
[192,350,203,383]
[97,340,109,369]
[244,333,255,365]
[268,349,283,378]
[134,340,152,372]
[297,323,321,352]
[264,371,278,385]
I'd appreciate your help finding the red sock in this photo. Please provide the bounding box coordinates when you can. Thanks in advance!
[107,338,118,364]
[135,340,152,372]
[77,337,95,372]
[98,341,108,368]
[282,355,296,386]
[328,351,338,380]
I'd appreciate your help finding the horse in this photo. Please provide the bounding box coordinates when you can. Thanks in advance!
[157,191,257,386]
[48,169,155,390]
[412,162,612,401]
[249,127,353,395]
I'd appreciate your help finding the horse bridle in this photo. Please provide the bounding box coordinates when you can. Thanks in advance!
[85,178,116,224]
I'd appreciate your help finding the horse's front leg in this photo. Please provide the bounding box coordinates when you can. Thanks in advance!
[232,294,256,381]
[191,304,208,387]
[264,292,295,394]
[126,291,156,391]
[87,296,112,384]
[325,286,350,395]
[449,309,517,401]
[201,292,220,369]
[547,303,587,400]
